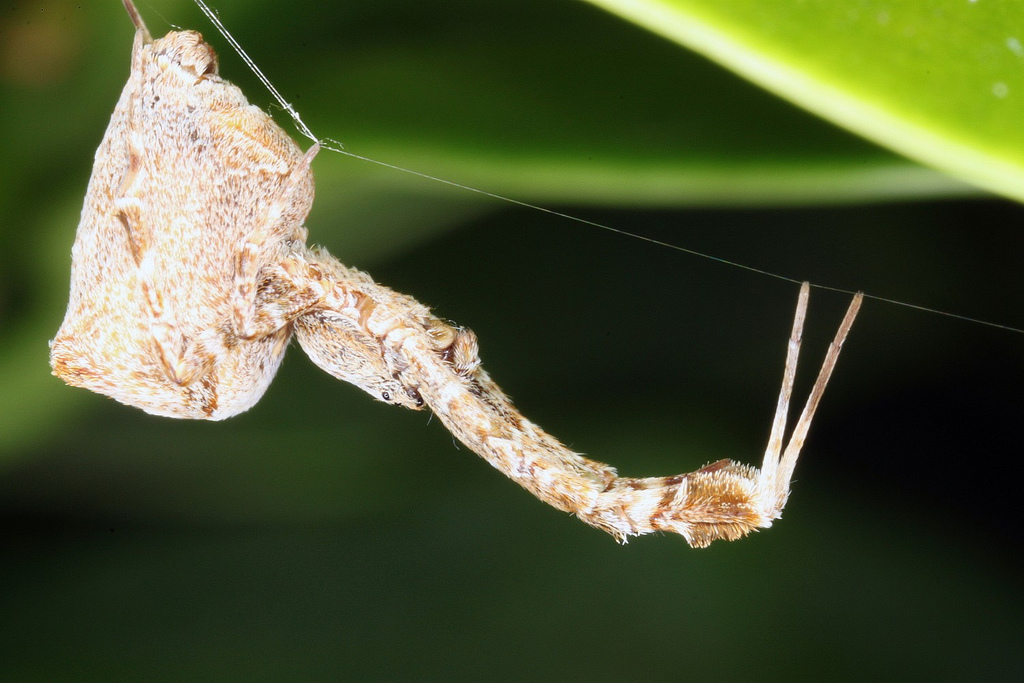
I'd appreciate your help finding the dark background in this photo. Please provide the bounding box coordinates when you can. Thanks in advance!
[1,1,1021,680]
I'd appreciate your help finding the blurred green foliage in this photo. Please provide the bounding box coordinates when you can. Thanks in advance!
[0,0,1021,680]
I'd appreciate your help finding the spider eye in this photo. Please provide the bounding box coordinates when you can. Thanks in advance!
[406,387,424,408]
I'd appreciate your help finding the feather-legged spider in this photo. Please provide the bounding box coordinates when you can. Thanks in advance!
[50,0,862,546]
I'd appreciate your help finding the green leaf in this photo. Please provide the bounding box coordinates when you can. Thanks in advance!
[583,0,1024,202]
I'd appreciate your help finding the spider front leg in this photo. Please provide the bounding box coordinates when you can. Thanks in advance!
[584,283,862,545]
[398,283,861,545]
[291,248,433,410]
[295,259,862,547]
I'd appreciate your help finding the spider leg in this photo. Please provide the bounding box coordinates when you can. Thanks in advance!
[294,259,863,547]
[758,281,809,506]
[770,285,863,516]
[122,0,151,43]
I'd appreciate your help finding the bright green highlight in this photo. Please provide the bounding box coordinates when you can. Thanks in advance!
[584,0,1024,201]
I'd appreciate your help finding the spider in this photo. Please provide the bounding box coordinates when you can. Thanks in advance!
[50,0,862,547]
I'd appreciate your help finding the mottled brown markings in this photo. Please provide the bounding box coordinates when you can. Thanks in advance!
[355,294,375,328]
[651,483,682,529]
[438,344,456,366]
[195,374,219,417]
